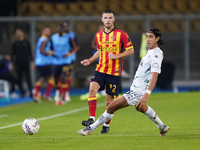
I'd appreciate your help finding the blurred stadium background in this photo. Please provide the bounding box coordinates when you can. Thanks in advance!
[0,0,200,90]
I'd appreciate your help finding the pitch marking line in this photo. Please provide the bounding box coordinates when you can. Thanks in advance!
[0,114,9,119]
[1,133,200,140]
[0,103,105,130]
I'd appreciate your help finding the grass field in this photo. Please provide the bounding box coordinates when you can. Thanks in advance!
[0,92,200,150]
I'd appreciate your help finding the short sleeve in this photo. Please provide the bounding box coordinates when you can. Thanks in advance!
[121,31,133,50]
[95,33,100,51]
[151,51,163,74]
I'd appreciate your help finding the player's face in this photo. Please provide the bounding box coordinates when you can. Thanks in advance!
[45,28,51,37]
[64,25,69,32]
[15,29,24,39]
[146,32,159,49]
[102,13,115,29]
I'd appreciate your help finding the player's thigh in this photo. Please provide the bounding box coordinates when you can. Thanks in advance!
[105,75,121,97]
[53,65,63,78]
[90,71,105,91]
[123,90,143,106]
[107,96,129,114]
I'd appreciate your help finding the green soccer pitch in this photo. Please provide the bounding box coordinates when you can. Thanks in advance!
[0,92,200,150]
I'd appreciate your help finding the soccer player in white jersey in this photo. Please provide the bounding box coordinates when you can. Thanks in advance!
[78,28,170,136]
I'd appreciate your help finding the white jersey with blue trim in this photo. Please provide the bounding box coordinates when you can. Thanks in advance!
[130,47,164,93]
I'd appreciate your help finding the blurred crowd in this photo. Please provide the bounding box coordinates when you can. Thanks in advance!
[0,21,80,105]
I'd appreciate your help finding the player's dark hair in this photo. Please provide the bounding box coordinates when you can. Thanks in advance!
[63,21,70,26]
[57,24,64,36]
[102,10,115,15]
[147,28,164,45]
[42,26,50,31]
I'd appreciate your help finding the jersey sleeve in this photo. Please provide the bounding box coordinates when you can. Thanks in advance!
[151,51,164,74]
[121,31,133,50]
[95,33,100,51]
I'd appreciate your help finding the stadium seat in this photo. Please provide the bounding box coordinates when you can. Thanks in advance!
[126,21,145,33]
[28,2,44,16]
[175,0,192,14]
[54,3,69,16]
[120,2,139,15]
[107,3,121,15]
[18,2,29,16]
[68,3,82,16]
[74,21,88,33]
[80,2,97,16]
[166,20,184,33]
[188,0,200,14]
[190,20,200,32]
[115,21,126,31]
[148,0,166,14]
[41,3,55,16]
[94,3,107,15]
[135,0,152,14]
[162,0,180,14]
[151,20,168,33]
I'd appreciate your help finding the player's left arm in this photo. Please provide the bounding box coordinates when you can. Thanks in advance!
[136,52,163,111]
[135,72,158,111]
[63,38,79,57]
[109,32,134,59]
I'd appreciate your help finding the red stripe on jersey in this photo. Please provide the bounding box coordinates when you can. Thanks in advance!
[103,34,110,74]
[96,31,103,71]
[111,31,117,75]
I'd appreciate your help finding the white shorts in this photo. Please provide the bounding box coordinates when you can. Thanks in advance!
[123,90,143,106]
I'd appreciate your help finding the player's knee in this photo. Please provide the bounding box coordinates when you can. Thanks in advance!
[89,85,98,94]
[135,105,146,113]
[106,96,114,106]
[106,105,115,114]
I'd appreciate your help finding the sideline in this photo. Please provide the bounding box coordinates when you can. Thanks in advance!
[0,103,105,130]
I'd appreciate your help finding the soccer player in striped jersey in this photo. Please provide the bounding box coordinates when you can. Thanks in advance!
[78,28,170,137]
[80,10,134,134]
[33,26,54,103]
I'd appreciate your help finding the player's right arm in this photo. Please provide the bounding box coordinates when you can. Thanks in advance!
[80,50,100,66]
[91,36,97,50]
[40,40,54,56]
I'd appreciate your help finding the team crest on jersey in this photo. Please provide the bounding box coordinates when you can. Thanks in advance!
[111,36,115,41]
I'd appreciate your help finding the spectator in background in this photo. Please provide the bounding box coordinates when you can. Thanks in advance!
[11,29,34,97]
[33,26,54,103]
[0,54,25,97]
[62,21,80,102]
[52,24,79,105]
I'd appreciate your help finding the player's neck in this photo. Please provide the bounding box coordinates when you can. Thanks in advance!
[148,44,158,50]
[104,26,114,33]
[18,37,24,41]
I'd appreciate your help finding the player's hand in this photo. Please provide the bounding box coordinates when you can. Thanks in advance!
[108,52,118,59]
[48,51,54,56]
[80,59,91,66]
[135,94,149,111]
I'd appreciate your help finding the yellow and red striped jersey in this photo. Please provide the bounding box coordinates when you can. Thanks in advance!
[95,28,133,76]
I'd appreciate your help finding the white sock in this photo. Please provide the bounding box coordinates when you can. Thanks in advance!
[90,111,114,130]
[90,116,95,121]
[103,123,109,127]
[144,106,164,128]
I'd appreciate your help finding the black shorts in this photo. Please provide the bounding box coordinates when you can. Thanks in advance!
[37,65,53,78]
[53,64,70,78]
[90,71,121,97]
